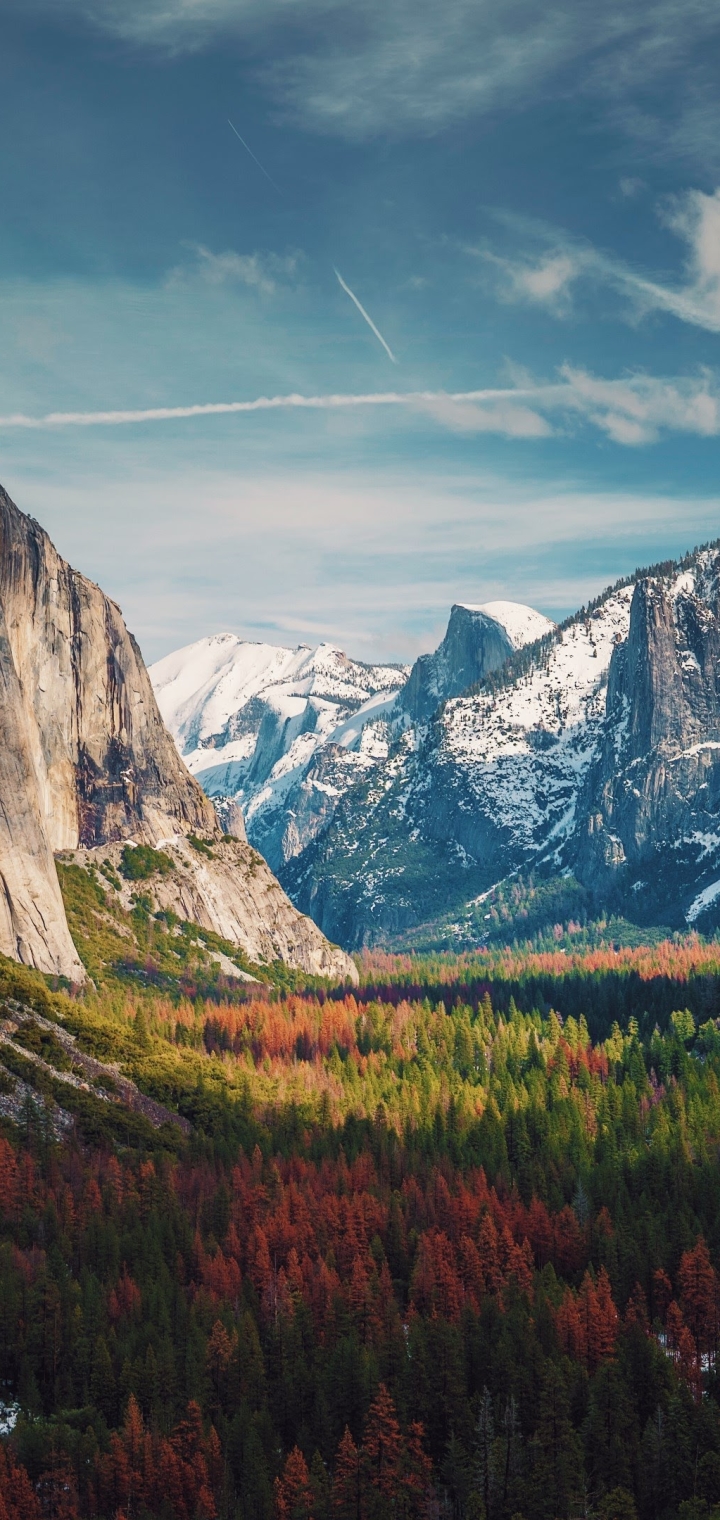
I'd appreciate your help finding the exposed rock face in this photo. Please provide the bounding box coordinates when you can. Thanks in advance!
[400,602,552,722]
[154,603,552,904]
[71,839,358,982]
[282,589,631,947]
[0,485,356,982]
[575,557,720,921]
[152,546,720,946]
[0,487,216,853]
[0,592,84,978]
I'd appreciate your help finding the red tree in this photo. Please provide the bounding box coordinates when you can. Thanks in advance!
[275,1446,314,1520]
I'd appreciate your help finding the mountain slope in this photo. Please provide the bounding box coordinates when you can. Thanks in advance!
[400,601,553,721]
[0,486,355,983]
[151,634,409,870]
[576,551,720,925]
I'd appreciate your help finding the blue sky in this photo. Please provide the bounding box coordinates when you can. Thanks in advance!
[2,0,720,663]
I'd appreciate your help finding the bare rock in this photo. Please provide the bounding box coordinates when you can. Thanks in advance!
[0,485,354,982]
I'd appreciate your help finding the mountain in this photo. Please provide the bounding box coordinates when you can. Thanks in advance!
[0,486,355,983]
[400,601,554,722]
[150,635,409,870]
[155,545,720,949]
[151,601,554,941]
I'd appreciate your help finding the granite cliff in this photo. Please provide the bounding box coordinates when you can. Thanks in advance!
[0,486,355,982]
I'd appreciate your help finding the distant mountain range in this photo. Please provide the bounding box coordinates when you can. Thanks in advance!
[153,544,720,950]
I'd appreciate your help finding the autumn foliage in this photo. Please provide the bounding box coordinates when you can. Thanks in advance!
[3,959,720,1518]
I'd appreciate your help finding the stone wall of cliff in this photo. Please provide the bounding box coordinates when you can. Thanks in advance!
[0,486,355,983]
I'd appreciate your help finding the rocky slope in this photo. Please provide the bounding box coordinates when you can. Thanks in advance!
[0,486,355,983]
[69,837,357,980]
[576,553,720,926]
[400,601,553,721]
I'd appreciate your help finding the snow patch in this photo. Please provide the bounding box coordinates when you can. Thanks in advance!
[687,879,720,922]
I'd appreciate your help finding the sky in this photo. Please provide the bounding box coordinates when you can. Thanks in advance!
[2,1,720,663]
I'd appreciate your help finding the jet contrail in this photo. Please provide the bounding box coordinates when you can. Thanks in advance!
[0,385,556,429]
[334,268,397,364]
[227,120,283,196]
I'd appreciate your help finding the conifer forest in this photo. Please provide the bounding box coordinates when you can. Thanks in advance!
[4,937,720,1519]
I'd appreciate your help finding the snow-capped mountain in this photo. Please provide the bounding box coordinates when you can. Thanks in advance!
[154,552,720,948]
[150,636,409,847]
[400,601,553,721]
[151,603,549,892]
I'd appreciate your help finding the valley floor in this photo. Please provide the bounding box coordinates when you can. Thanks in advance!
[1,939,720,1519]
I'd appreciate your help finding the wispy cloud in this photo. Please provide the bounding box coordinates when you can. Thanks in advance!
[477,188,720,334]
[19,466,720,666]
[169,244,300,295]
[2,368,719,446]
[15,0,720,154]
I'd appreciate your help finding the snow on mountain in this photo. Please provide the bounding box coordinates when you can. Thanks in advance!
[460,601,555,651]
[150,633,409,844]
[152,555,720,948]
[438,585,635,856]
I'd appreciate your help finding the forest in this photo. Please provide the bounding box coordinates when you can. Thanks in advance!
[3,939,720,1520]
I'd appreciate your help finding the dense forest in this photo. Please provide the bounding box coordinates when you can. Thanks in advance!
[3,940,720,1519]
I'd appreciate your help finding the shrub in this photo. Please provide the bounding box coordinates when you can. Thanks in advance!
[120,844,174,881]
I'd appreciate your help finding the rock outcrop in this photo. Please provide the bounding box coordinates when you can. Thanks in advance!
[575,555,720,922]
[0,486,356,983]
[400,602,553,723]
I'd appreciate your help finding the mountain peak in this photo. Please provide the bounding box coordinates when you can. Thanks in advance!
[459,600,556,651]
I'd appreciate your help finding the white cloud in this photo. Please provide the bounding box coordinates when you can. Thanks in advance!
[169,244,300,294]
[12,465,720,665]
[418,395,553,438]
[477,188,720,334]
[479,247,580,314]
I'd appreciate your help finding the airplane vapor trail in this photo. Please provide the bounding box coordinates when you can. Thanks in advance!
[0,385,553,429]
[227,120,283,195]
[334,268,397,364]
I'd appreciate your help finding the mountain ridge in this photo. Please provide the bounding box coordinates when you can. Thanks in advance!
[156,538,720,950]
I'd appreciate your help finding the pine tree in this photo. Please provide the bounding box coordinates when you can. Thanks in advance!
[275,1446,315,1520]
[363,1383,403,1508]
[332,1427,361,1520]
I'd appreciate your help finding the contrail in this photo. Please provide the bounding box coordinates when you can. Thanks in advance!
[334,268,397,364]
[227,120,283,196]
[0,385,556,430]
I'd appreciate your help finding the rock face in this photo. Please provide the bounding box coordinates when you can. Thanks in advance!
[576,556,720,923]
[0,486,355,983]
[155,600,556,946]
[282,548,720,946]
[400,602,553,722]
[0,487,216,854]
